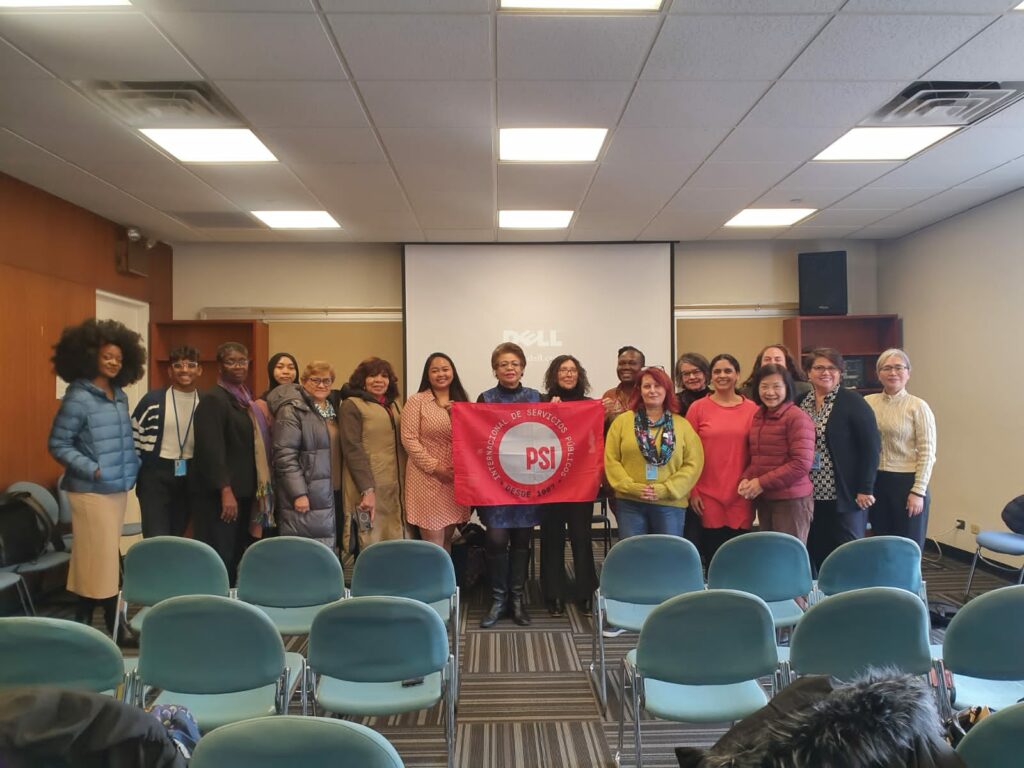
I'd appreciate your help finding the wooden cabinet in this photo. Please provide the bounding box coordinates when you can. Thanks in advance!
[783,314,902,393]
[149,320,269,393]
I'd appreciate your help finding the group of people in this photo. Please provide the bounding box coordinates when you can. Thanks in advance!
[46,317,936,638]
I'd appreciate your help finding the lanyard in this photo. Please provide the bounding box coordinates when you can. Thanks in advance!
[171,390,198,460]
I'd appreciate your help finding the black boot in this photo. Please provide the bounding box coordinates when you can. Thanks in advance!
[479,551,509,628]
[509,548,532,626]
[74,595,95,625]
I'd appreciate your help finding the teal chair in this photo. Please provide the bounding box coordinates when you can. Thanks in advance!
[707,531,812,630]
[115,536,230,641]
[189,715,405,768]
[955,701,1024,768]
[781,587,934,686]
[815,536,926,603]
[617,589,778,768]
[308,596,454,768]
[939,585,1024,712]
[590,535,704,712]
[350,540,460,699]
[0,616,125,696]
[134,595,298,732]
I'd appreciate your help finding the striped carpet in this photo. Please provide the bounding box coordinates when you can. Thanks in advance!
[34,539,1016,768]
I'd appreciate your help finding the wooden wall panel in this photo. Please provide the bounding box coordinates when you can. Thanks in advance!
[676,317,786,383]
[0,173,173,489]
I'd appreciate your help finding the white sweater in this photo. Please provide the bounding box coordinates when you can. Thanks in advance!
[865,389,936,495]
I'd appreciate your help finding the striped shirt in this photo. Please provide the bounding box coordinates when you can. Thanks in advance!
[865,389,936,495]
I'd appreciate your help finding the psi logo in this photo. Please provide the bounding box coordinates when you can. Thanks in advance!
[485,409,576,499]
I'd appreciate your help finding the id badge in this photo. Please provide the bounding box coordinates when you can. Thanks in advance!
[811,451,821,471]
[645,463,658,481]
[174,459,188,477]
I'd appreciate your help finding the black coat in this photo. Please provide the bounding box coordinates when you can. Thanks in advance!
[190,385,256,498]
[817,386,881,515]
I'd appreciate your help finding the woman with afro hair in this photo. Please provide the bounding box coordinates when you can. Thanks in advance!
[48,318,146,633]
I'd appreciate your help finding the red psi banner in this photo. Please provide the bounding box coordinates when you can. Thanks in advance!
[451,400,605,506]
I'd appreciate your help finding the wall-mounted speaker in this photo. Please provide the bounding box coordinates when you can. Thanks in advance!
[798,250,847,316]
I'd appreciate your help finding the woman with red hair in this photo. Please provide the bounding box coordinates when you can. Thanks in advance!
[604,366,704,539]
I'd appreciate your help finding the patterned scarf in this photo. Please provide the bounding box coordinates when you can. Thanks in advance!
[218,378,275,532]
[633,408,676,466]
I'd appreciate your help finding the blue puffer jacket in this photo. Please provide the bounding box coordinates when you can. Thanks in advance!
[49,380,140,494]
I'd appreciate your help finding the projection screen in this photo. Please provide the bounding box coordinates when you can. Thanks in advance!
[403,243,674,401]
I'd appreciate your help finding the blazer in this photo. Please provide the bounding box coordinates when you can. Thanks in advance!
[818,386,881,515]
[190,385,256,498]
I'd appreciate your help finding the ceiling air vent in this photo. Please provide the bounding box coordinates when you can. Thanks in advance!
[865,81,1024,128]
[74,81,242,128]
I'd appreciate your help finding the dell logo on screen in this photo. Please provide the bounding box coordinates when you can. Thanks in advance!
[502,330,563,347]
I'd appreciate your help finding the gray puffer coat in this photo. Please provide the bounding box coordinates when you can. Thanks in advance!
[269,384,336,549]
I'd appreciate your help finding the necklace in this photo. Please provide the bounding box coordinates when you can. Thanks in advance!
[313,400,336,419]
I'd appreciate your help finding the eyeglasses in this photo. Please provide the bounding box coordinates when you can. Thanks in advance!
[811,365,840,373]
[557,367,578,375]
[496,361,522,370]
[879,365,908,374]
[679,369,703,378]
[223,359,250,368]
[307,377,333,386]
[171,361,199,370]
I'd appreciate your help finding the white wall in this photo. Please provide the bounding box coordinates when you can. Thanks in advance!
[878,188,1024,562]
[173,243,402,318]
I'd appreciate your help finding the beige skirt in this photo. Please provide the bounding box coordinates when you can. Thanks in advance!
[67,491,126,599]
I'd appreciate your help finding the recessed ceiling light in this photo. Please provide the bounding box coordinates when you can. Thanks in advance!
[252,211,341,229]
[500,0,662,9]
[499,210,573,229]
[1016,2,1024,9]
[0,0,130,5]
[813,126,959,161]
[499,128,607,162]
[140,129,276,163]
[724,209,817,228]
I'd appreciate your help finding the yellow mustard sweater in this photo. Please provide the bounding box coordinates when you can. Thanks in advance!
[604,411,704,508]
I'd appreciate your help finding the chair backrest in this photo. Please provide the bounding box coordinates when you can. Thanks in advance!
[790,587,932,680]
[55,473,72,525]
[944,585,1024,680]
[955,701,1024,768]
[138,595,285,694]
[5,481,59,525]
[636,589,778,686]
[707,531,812,602]
[122,536,229,605]
[308,596,448,684]
[817,536,923,597]
[600,535,704,604]
[0,617,123,692]
[237,536,344,608]
[350,540,456,604]
[190,716,405,768]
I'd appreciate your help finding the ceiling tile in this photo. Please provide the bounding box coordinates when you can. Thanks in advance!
[710,122,845,162]
[90,160,237,212]
[497,164,595,209]
[643,14,828,80]
[323,0,490,10]
[776,224,859,239]
[583,161,698,210]
[153,12,344,80]
[397,162,494,229]
[738,81,901,129]
[602,126,729,166]
[188,164,322,209]
[773,161,900,189]
[424,229,496,242]
[848,223,914,239]
[378,125,493,168]
[0,37,53,80]
[841,0,1011,11]
[291,163,412,214]
[360,80,493,127]
[783,14,993,81]
[672,0,841,10]
[662,185,763,214]
[830,186,941,209]
[498,229,568,243]
[686,161,799,189]
[754,186,849,207]
[926,15,1024,81]
[328,13,491,80]
[640,216,722,240]
[261,126,384,164]
[572,207,657,231]
[0,11,199,81]
[217,81,366,128]
[794,208,895,226]
[620,81,771,128]
[497,81,633,127]
[957,155,1024,191]
[134,0,313,10]
[498,15,661,81]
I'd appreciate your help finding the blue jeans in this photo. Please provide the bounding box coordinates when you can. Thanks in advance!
[615,499,686,539]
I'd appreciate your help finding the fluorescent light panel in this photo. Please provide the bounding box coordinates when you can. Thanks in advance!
[252,211,340,229]
[814,126,959,161]
[499,210,573,229]
[0,0,130,5]
[501,0,662,8]
[140,129,276,163]
[724,209,816,228]
[499,128,607,162]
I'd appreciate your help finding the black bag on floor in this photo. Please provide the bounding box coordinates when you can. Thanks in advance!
[0,491,53,567]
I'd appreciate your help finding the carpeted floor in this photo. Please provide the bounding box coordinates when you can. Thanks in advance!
[34,538,1015,768]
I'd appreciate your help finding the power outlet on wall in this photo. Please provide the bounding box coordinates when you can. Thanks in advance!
[955,519,966,530]
[970,524,981,535]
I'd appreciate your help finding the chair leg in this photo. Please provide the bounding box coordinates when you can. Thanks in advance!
[593,591,608,712]
[16,578,36,616]
[445,656,456,768]
[453,589,461,706]
[616,659,627,762]
[964,546,982,599]
[632,667,643,768]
